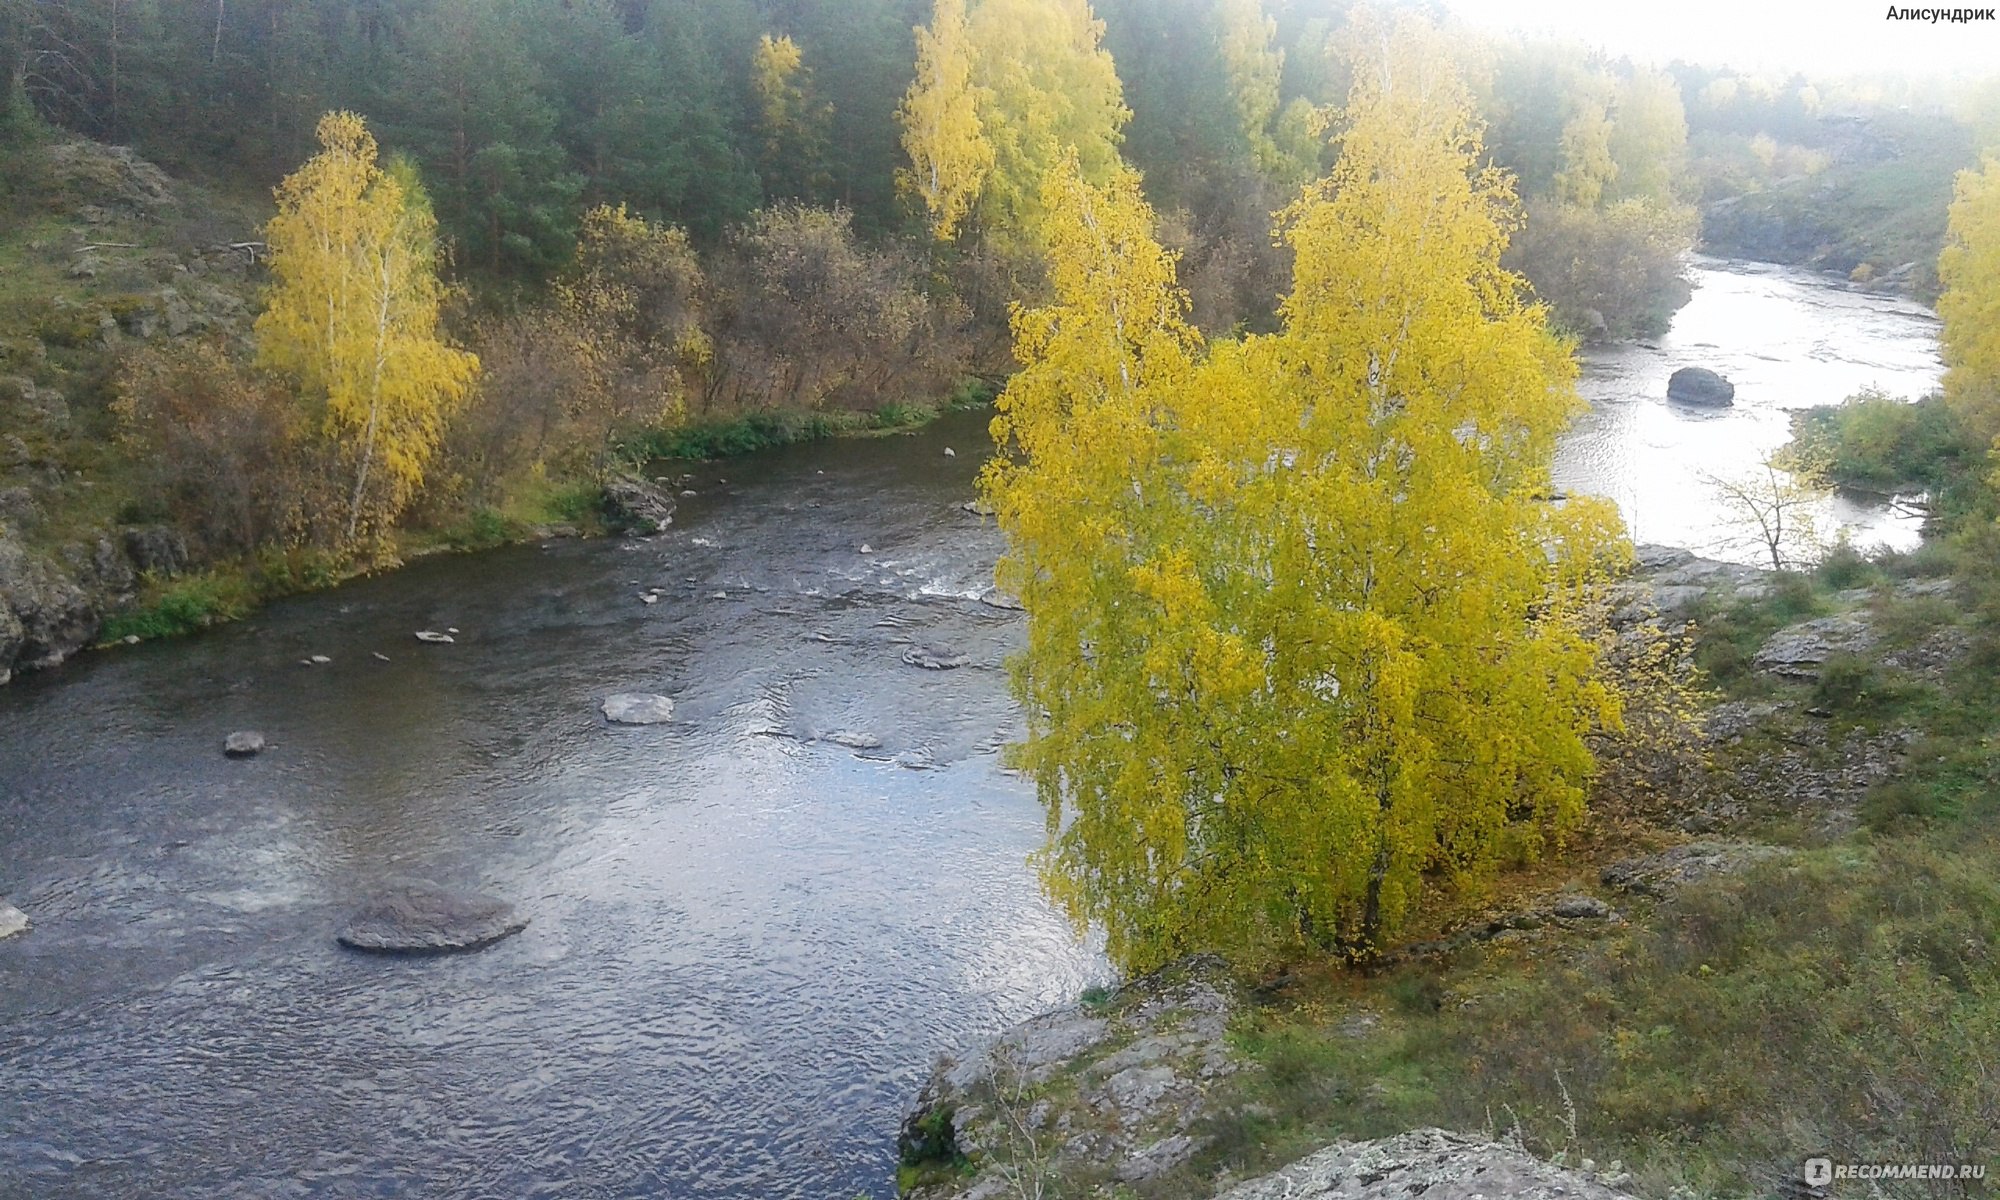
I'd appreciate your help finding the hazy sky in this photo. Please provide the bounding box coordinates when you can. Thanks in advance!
[1438,0,2000,77]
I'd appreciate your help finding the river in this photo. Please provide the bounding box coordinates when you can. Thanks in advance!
[0,259,1946,1199]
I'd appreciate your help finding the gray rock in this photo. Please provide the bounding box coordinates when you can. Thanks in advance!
[1553,894,1611,920]
[0,900,28,940]
[602,692,675,725]
[413,630,455,644]
[1667,366,1736,406]
[1754,614,1876,679]
[336,883,527,954]
[904,644,972,670]
[1217,1128,1641,1200]
[820,729,885,750]
[0,535,101,680]
[223,731,266,758]
[123,526,189,578]
[602,473,676,535]
[1602,840,1791,898]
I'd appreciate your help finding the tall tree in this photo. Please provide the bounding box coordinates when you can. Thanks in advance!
[389,0,581,278]
[983,13,1624,970]
[898,0,992,240]
[256,112,478,543]
[750,32,833,203]
[1939,154,2000,475]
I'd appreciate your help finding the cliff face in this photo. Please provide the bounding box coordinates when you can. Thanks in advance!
[0,135,260,684]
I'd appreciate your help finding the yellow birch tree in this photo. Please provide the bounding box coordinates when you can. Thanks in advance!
[983,13,1626,971]
[898,0,994,240]
[256,111,477,545]
[1939,154,2000,479]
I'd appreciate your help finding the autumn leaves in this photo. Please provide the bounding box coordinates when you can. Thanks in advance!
[962,9,1632,968]
[256,113,475,544]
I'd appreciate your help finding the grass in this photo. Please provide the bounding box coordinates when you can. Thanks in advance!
[98,569,259,641]
[616,378,998,464]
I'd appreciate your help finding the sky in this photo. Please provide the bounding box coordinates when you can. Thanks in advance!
[1438,0,2000,78]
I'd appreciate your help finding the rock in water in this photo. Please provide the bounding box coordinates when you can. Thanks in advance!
[223,731,265,758]
[414,630,455,644]
[336,883,526,954]
[0,901,28,940]
[602,692,675,725]
[602,472,676,535]
[1666,366,1736,406]
[903,644,972,670]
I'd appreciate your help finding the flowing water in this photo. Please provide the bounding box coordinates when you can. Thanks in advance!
[0,259,1946,1199]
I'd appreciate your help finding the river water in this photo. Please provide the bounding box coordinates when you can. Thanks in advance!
[0,259,1946,1199]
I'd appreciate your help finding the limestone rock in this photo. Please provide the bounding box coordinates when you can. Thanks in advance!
[336,883,527,954]
[1216,1128,1641,1200]
[602,473,676,535]
[1754,614,1876,680]
[1602,840,1792,898]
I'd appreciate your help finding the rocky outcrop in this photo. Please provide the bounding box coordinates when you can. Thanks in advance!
[1217,1129,1641,1200]
[1610,544,1770,626]
[1666,366,1736,406]
[901,956,1244,1197]
[0,534,103,685]
[1601,840,1793,898]
[336,883,528,954]
[1754,614,1876,680]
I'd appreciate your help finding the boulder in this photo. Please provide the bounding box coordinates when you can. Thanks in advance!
[336,883,527,954]
[602,472,676,535]
[223,731,266,758]
[1217,1128,1640,1200]
[903,644,972,670]
[0,535,101,680]
[1666,367,1736,406]
[602,692,675,725]
[0,900,28,941]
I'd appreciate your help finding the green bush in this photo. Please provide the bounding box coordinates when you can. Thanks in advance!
[101,571,256,641]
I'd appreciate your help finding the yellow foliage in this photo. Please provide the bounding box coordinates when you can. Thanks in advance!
[983,13,1626,972]
[899,0,994,240]
[256,111,477,544]
[1939,155,2000,481]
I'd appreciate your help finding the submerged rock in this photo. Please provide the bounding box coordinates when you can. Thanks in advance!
[1219,1128,1640,1199]
[223,731,265,758]
[903,644,972,670]
[414,630,455,644]
[0,900,28,940]
[1666,366,1736,406]
[602,692,675,725]
[336,883,527,954]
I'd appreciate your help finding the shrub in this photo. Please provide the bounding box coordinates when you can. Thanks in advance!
[112,340,330,558]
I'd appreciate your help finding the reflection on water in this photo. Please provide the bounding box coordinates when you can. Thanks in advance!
[0,259,1949,1198]
[0,409,1096,1200]
[1558,257,1944,559]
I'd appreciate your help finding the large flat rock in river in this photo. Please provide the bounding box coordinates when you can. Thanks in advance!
[337,884,527,954]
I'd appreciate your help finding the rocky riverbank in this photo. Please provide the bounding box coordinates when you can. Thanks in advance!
[896,540,1967,1199]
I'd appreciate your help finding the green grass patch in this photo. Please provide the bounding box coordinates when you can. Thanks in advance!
[618,381,995,464]
[100,569,258,641]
